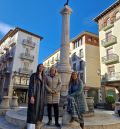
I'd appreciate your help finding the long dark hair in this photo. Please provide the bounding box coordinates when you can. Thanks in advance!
[36,64,44,77]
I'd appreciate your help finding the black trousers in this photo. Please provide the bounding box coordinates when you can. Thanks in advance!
[47,103,59,123]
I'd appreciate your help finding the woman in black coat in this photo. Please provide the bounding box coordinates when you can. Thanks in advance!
[27,64,46,128]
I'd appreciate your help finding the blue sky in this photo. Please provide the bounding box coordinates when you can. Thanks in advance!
[0,0,115,63]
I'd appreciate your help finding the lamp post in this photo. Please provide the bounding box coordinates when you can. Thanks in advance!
[97,69,106,103]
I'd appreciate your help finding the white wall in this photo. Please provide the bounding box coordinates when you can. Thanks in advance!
[12,31,40,73]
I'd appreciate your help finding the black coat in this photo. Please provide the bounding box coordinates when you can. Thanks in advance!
[27,73,46,124]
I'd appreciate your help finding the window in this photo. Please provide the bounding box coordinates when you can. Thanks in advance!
[27,37,32,42]
[106,31,112,41]
[72,52,77,61]
[106,48,113,60]
[25,48,30,56]
[73,63,76,71]
[79,61,84,71]
[51,57,54,64]
[107,48,113,55]
[47,60,50,66]
[108,66,115,79]
[94,39,97,43]
[79,39,82,46]
[115,11,120,20]
[80,73,84,82]
[108,66,115,74]
[79,49,84,58]
[74,42,77,49]
[23,62,29,69]
[106,18,111,26]
[77,40,80,47]
[88,37,92,42]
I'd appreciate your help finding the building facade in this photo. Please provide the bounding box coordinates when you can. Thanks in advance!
[43,31,100,104]
[0,27,43,103]
[94,0,120,100]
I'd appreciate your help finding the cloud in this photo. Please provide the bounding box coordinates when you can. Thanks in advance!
[0,22,13,35]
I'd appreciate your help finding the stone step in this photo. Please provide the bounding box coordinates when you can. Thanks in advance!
[0,116,20,129]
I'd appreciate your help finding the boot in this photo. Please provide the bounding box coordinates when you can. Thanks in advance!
[80,123,84,129]
[70,117,79,123]
[46,120,52,126]
[55,122,61,127]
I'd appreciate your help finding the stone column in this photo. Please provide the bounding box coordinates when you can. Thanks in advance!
[58,5,72,97]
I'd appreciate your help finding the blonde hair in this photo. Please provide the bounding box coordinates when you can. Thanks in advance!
[49,66,58,74]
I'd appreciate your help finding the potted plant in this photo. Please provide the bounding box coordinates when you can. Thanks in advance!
[105,96,115,110]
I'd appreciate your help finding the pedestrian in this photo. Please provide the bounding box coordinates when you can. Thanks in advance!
[45,66,61,127]
[27,64,46,129]
[67,71,86,129]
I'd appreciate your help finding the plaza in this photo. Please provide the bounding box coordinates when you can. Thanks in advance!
[0,0,120,129]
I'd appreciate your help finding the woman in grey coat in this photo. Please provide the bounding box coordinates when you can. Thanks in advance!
[45,66,61,127]
[67,71,86,129]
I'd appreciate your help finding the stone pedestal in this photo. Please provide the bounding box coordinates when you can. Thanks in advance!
[0,96,10,109]
[86,97,94,113]
[115,102,120,114]
[11,96,18,108]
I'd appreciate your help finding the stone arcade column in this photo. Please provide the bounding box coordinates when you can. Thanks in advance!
[58,5,72,97]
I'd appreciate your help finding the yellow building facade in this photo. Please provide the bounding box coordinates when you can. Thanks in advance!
[94,0,120,99]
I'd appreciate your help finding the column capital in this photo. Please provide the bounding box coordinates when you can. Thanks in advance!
[60,5,72,15]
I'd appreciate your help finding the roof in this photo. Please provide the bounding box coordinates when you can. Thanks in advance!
[0,27,43,45]
[94,0,120,22]
[71,31,98,42]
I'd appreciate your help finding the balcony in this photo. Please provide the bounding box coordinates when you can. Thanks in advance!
[19,68,33,75]
[107,72,120,81]
[103,23,114,31]
[22,39,35,48]
[101,35,117,47]
[9,39,16,47]
[20,53,34,62]
[3,67,11,74]
[6,52,14,60]
[102,72,120,82]
[102,54,119,65]
[3,45,9,51]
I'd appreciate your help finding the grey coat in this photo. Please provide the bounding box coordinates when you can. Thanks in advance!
[45,74,61,104]
[27,73,46,124]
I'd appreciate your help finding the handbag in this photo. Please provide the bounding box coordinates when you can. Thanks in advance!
[27,123,35,129]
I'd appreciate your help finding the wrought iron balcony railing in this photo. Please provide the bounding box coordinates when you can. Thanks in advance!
[3,67,11,74]
[102,54,119,65]
[102,72,120,82]
[20,53,34,61]
[107,72,120,81]
[101,35,117,47]
[9,39,16,47]
[103,23,114,31]
[22,39,35,48]
[19,68,33,75]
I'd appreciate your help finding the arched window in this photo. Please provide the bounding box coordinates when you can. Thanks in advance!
[106,18,111,26]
